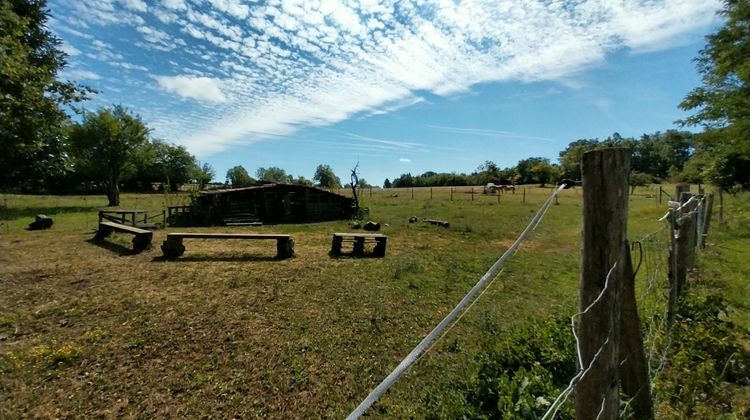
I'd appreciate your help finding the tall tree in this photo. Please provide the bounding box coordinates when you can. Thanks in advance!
[0,0,92,191]
[293,175,313,186]
[559,139,600,179]
[69,105,149,206]
[529,161,561,187]
[226,165,253,187]
[679,0,750,188]
[194,162,214,189]
[153,141,197,191]
[256,166,291,183]
[516,157,549,184]
[475,160,500,185]
[313,164,341,189]
[383,178,392,188]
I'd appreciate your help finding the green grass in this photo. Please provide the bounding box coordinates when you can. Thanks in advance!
[0,185,747,418]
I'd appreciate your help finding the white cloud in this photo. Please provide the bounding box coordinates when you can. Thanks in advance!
[60,42,80,56]
[120,0,147,13]
[62,0,723,155]
[208,0,250,19]
[399,158,411,163]
[64,69,102,80]
[162,0,187,11]
[154,75,228,103]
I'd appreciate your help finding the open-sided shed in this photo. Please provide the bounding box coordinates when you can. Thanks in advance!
[171,183,355,226]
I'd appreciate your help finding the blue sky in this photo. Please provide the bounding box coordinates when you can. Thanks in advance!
[50,0,722,186]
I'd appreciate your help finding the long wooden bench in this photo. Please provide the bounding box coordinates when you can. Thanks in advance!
[96,221,153,252]
[161,233,294,259]
[331,233,387,257]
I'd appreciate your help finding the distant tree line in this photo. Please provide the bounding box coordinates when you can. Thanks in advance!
[386,130,698,190]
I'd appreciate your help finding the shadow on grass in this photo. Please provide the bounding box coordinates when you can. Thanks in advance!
[2,206,100,221]
[86,237,138,256]
[151,253,283,262]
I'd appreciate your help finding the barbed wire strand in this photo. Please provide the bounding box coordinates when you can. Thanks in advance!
[541,262,618,420]
[346,184,567,420]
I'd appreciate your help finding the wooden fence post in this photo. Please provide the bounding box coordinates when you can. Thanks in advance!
[675,183,690,202]
[522,188,526,204]
[411,188,414,199]
[471,187,474,201]
[450,187,453,201]
[577,148,629,420]
[667,211,678,325]
[659,186,663,204]
[430,187,433,200]
[673,208,695,300]
[719,189,724,221]
[618,241,653,419]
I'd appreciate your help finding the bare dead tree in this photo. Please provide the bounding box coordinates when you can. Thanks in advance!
[350,162,360,211]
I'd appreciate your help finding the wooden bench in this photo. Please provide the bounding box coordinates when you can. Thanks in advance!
[161,233,294,259]
[96,221,153,252]
[331,233,387,257]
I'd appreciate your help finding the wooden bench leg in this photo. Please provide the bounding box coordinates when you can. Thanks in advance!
[276,238,295,259]
[132,233,152,252]
[353,237,365,256]
[331,236,343,256]
[161,237,185,259]
[95,226,112,240]
[373,238,386,257]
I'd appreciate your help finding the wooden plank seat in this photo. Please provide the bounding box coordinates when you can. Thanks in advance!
[331,233,387,257]
[96,221,153,252]
[161,233,294,259]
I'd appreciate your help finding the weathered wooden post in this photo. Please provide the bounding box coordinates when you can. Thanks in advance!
[667,210,677,324]
[659,186,663,204]
[675,183,690,202]
[411,188,414,199]
[674,214,692,295]
[471,187,474,201]
[577,148,629,420]
[450,187,453,201]
[618,241,653,419]
[497,191,500,203]
[522,188,526,204]
[719,189,724,221]
[430,187,433,200]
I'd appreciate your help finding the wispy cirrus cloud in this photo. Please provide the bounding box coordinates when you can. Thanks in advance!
[50,0,722,155]
[425,125,557,143]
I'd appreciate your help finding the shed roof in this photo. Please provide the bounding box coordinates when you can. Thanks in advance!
[199,183,346,197]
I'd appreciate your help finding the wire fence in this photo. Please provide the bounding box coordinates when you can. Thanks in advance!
[540,190,711,419]
[347,184,571,419]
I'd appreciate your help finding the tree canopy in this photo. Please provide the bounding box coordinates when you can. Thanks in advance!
[313,164,341,189]
[256,166,292,183]
[0,0,92,191]
[226,165,254,187]
[68,105,149,206]
[679,0,750,188]
[194,162,215,190]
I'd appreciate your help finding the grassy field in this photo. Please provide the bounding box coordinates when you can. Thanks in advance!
[0,185,747,418]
